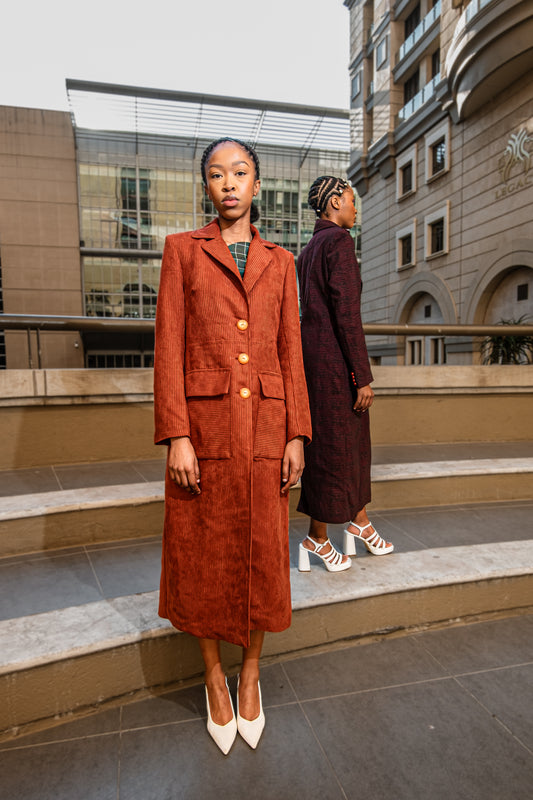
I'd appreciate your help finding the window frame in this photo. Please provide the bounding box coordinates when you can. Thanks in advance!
[425,119,450,182]
[376,36,388,69]
[424,202,449,259]
[396,143,417,200]
[396,219,417,270]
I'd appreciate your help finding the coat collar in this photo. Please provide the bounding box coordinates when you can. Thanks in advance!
[313,218,342,234]
[191,218,276,292]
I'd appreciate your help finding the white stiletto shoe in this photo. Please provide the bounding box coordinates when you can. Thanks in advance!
[298,537,352,572]
[343,522,394,556]
[237,676,265,749]
[205,678,237,755]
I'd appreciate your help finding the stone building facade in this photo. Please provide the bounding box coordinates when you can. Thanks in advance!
[344,0,533,364]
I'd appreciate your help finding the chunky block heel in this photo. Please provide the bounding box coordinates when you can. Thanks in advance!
[298,538,352,572]
[343,522,394,556]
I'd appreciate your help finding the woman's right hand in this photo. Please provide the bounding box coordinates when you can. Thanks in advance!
[168,436,201,494]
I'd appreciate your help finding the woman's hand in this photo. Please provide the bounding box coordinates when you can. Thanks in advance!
[353,384,374,414]
[168,436,201,494]
[281,436,305,495]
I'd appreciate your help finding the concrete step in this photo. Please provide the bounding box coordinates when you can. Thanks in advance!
[1,501,532,740]
[1,454,532,557]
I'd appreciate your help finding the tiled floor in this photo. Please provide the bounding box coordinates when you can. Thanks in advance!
[1,500,532,622]
[0,614,532,800]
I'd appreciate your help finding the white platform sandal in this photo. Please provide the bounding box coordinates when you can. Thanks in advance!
[343,522,394,556]
[298,537,352,572]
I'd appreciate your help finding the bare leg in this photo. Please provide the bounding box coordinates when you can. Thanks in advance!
[199,637,233,725]
[238,630,264,721]
[303,518,350,565]
[348,506,393,548]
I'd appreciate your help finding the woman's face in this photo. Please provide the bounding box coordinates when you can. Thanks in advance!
[336,186,357,230]
[337,186,357,230]
[204,142,260,222]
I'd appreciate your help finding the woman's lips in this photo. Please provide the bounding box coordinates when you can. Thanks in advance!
[222,197,238,206]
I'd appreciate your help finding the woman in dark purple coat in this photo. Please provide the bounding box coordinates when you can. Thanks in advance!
[297,176,394,571]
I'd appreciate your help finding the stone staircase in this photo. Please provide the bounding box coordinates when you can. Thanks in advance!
[1,441,532,741]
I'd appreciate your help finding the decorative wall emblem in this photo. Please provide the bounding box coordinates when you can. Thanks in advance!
[496,127,532,199]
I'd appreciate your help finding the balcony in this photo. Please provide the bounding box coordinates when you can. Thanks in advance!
[442,0,533,121]
[398,0,441,62]
[398,73,441,122]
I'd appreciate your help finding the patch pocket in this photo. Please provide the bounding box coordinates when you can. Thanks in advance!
[254,372,287,459]
[185,369,231,459]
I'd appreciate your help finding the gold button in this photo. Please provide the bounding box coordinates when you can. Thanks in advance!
[239,387,251,399]
[238,353,249,364]
[237,319,248,331]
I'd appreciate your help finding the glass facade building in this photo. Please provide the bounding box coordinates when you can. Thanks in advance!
[68,82,356,365]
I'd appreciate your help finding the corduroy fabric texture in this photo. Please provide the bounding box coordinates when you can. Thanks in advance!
[154,219,312,647]
[297,219,374,524]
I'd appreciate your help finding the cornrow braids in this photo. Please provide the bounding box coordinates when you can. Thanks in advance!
[200,137,261,224]
[308,175,349,217]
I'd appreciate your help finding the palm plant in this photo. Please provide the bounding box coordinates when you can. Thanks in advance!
[481,315,533,364]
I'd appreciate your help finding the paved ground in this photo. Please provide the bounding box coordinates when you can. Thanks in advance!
[0,612,532,800]
[0,444,532,798]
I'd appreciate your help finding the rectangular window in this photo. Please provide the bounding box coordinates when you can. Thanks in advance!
[431,138,446,175]
[424,304,432,318]
[401,162,413,195]
[430,218,445,254]
[400,235,412,267]
[517,283,529,301]
[431,49,440,79]
[430,337,446,365]
[405,4,421,38]
[351,72,361,98]
[404,71,420,104]
[376,37,388,69]
[396,220,416,268]
[407,338,423,365]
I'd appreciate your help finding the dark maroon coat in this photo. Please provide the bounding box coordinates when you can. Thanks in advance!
[297,219,374,523]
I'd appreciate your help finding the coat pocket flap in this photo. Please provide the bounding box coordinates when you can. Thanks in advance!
[185,369,231,397]
[258,372,285,399]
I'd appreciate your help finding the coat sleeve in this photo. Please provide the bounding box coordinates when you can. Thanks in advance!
[153,235,190,445]
[277,253,313,444]
[326,231,374,388]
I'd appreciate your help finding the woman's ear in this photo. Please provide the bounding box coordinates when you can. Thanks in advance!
[330,194,341,210]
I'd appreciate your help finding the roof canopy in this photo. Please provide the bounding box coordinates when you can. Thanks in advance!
[66,80,350,154]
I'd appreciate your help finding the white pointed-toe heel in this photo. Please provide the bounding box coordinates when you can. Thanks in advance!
[205,678,237,755]
[298,537,352,572]
[343,522,394,556]
[237,677,265,749]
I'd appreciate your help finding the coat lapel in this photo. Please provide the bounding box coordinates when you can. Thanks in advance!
[192,220,274,292]
[243,228,274,293]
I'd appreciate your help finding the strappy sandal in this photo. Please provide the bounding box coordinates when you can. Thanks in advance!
[298,537,352,572]
[343,522,394,556]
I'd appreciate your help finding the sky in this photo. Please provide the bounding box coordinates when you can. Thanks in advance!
[1,0,351,112]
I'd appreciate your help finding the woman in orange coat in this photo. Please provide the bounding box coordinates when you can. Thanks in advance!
[154,138,311,754]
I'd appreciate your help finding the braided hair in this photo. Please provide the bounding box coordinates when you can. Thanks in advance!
[308,175,349,217]
[200,137,261,223]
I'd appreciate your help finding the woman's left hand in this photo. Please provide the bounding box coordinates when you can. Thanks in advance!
[281,436,305,495]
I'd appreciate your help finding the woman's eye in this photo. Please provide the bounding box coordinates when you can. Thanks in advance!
[209,172,222,179]
[236,170,247,176]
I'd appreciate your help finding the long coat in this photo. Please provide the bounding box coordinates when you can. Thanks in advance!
[154,219,311,648]
[296,219,373,523]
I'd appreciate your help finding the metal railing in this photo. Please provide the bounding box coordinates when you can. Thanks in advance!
[398,73,441,122]
[2,314,533,369]
[398,0,441,63]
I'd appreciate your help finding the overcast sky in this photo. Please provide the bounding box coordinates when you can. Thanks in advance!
[2,0,351,112]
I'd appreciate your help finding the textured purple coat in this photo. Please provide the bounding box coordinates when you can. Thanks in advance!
[297,219,374,523]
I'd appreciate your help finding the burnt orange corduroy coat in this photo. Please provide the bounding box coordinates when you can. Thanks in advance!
[154,219,312,647]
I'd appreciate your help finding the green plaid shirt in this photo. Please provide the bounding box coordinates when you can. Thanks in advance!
[228,241,250,278]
